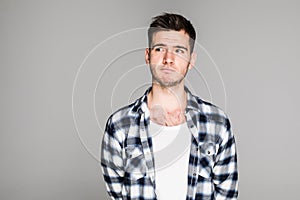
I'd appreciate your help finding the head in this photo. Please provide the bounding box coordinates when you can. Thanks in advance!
[148,13,196,54]
[145,13,197,88]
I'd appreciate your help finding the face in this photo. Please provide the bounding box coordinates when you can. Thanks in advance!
[145,30,196,87]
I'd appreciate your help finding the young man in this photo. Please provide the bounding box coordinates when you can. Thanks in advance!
[101,13,238,200]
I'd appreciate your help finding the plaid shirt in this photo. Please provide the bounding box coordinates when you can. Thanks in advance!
[101,87,238,200]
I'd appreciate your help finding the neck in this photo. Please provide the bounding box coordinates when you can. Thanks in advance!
[150,83,186,107]
[148,82,187,126]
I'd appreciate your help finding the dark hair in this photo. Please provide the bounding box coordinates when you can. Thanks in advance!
[148,12,196,53]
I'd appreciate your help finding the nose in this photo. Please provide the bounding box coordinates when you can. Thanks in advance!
[163,50,174,64]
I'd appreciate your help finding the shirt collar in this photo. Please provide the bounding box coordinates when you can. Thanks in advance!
[133,86,202,115]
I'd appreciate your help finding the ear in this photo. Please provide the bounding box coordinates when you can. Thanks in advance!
[145,48,150,64]
[188,52,197,70]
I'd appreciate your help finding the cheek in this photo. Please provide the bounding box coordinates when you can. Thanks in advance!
[177,54,190,63]
[176,56,190,66]
[149,55,163,64]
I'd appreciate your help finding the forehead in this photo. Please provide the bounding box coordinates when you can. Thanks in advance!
[152,30,190,47]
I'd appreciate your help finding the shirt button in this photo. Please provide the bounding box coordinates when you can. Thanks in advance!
[207,151,211,155]
[193,173,197,176]
[190,125,195,129]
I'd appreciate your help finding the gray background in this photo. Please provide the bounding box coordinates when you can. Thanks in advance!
[1,0,299,199]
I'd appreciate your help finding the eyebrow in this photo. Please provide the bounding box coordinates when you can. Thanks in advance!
[152,43,188,51]
[151,43,167,48]
[174,45,188,51]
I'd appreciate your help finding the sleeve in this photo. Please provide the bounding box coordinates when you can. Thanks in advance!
[100,117,125,200]
[213,118,238,199]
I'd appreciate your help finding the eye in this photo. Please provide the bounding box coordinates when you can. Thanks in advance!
[175,49,185,54]
[153,47,165,52]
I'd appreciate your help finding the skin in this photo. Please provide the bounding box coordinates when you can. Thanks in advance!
[145,30,197,126]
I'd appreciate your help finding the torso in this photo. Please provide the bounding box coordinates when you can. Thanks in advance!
[149,120,191,199]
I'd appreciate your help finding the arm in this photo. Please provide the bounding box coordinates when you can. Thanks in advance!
[213,119,238,199]
[101,117,125,200]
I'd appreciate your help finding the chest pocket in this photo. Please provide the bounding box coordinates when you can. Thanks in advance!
[124,145,147,182]
[198,142,216,179]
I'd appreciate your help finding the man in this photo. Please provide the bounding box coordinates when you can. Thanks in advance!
[101,13,238,199]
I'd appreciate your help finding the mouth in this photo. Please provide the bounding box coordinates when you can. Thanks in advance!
[160,67,175,73]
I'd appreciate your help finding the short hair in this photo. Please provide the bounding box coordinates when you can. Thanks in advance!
[148,12,196,53]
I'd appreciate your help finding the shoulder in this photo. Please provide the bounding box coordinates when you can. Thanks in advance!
[103,101,140,146]
[193,95,231,130]
[106,101,139,131]
[106,88,150,128]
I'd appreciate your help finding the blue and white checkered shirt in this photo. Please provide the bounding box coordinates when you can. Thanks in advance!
[101,87,238,199]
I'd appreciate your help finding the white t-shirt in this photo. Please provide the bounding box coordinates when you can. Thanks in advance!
[149,120,191,200]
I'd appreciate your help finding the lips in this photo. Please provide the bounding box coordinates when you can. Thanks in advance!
[160,67,175,73]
